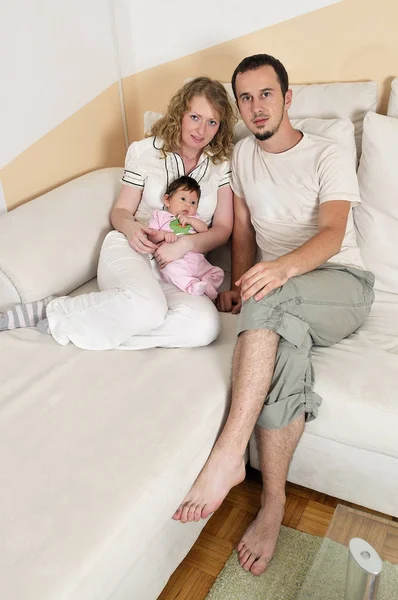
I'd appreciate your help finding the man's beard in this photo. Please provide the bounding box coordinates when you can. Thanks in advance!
[253,106,284,141]
[255,128,277,141]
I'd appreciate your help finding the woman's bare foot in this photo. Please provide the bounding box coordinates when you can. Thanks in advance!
[173,447,246,523]
[237,495,285,575]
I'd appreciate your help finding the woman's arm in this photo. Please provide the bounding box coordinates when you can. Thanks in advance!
[154,186,233,268]
[111,185,158,254]
[187,185,233,252]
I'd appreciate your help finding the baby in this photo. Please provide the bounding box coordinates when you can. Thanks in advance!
[147,176,224,300]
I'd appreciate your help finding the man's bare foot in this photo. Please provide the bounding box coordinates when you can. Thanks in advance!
[237,495,285,575]
[173,447,246,523]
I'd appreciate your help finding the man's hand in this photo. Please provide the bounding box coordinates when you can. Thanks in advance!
[154,236,189,268]
[216,289,242,314]
[237,260,290,302]
[127,221,159,254]
[164,232,178,244]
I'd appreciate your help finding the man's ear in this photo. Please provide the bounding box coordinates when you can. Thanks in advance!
[284,89,293,111]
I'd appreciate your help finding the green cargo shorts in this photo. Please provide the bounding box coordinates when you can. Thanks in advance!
[237,263,375,430]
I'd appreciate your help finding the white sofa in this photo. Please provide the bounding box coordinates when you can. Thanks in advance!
[0,81,397,600]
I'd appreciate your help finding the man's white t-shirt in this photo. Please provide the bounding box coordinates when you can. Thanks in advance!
[231,132,364,269]
[121,136,231,226]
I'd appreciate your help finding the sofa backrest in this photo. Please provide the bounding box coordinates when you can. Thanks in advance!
[0,168,122,311]
[387,78,398,118]
[355,112,398,294]
[185,79,378,158]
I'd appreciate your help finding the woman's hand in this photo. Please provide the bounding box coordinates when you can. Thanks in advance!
[127,221,159,254]
[154,236,189,268]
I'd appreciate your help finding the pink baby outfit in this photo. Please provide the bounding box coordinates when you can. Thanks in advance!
[148,209,224,300]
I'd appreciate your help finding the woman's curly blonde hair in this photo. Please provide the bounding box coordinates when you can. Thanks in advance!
[149,77,237,163]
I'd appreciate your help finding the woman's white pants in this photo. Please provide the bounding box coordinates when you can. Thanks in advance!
[46,231,220,350]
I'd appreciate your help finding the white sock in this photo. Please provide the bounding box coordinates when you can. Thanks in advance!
[0,296,56,331]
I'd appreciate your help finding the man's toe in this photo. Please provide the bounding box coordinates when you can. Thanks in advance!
[187,503,197,522]
[242,552,257,572]
[180,504,191,523]
[251,556,269,576]
[238,548,251,566]
[172,506,183,520]
[237,540,246,554]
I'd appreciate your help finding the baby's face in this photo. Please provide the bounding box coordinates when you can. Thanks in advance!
[165,187,199,217]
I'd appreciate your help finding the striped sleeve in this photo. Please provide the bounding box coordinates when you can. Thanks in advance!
[121,142,145,188]
[218,160,232,188]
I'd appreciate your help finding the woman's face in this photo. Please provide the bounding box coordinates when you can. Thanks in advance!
[180,95,221,155]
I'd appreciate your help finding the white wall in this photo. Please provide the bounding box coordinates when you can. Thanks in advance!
[0,0,119,167]
[0,0,341,169]
[113,0,341,77]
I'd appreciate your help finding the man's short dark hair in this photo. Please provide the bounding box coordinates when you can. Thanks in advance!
[231,54,289,101]
[166,176,201,199]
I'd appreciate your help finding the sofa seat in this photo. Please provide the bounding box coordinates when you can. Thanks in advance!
[1,276,397,598]
[309,289,398,456]
[0,278,237,600]
[250,288,398,516]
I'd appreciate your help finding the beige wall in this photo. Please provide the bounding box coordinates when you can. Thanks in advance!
[124,0,398,142]
[1,84,126,210]
[3,0,397,209]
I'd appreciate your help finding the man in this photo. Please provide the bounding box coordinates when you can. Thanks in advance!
[173,54,374,576]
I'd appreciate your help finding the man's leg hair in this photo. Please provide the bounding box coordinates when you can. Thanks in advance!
[237,415,304,575]
[173,328,279,523]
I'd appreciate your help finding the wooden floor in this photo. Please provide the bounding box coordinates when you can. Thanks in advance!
[158,467,398,600]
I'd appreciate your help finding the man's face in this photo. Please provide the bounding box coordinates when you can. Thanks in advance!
[235,65,289,141]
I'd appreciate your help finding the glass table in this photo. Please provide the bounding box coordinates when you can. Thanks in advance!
[296,504,398,599]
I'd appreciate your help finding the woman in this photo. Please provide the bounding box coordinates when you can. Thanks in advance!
[1,78,236,350]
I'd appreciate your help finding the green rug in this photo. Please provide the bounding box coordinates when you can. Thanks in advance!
[205,526,398,600]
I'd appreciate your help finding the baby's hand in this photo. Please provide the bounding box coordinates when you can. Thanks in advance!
[178,214,191,228]
[164,232,178,244]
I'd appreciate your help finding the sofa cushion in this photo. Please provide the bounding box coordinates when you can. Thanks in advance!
[0,168,122,311]
[233,117,357,163]
[219,80,377,157]
[0,283,237,599]
[308,295,398,458]
[355,112,398,294]
[387,78,398,117]
[144,111,356,163]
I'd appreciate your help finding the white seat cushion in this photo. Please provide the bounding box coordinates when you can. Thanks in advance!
[0,281,238,599]
[144,111,356,165]
[220,80,377,157]
[387,77,398,117]
[0,169,122,311]
[307,291,398,458]
[355,112,398,294]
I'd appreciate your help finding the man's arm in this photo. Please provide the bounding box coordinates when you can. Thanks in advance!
[217,193,257,313]
[238,200,350,302]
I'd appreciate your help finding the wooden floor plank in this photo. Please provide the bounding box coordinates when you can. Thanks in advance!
[158,471,397,600]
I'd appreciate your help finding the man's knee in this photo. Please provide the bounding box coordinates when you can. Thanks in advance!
[257,339,321,430]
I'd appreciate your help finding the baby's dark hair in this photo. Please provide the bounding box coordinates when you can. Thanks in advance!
[165,176,201,200]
